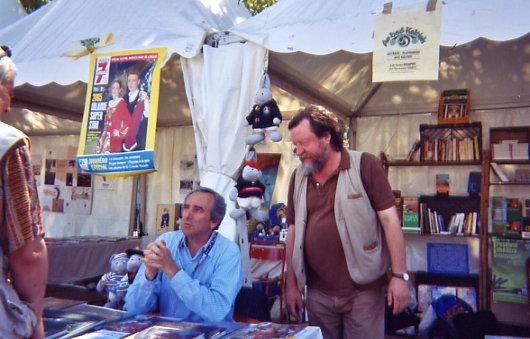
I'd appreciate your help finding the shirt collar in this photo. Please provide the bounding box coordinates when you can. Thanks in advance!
[128,89,139,99]
[178,231,217,257]
[339,148,350,170]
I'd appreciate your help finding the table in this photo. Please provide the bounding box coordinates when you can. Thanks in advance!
[46,237,141,284]
[43,301,323,338]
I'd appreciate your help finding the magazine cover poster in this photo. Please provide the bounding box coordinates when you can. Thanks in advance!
[77,48,166,177]
[492,237,530,303]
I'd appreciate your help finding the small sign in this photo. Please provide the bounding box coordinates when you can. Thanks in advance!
[373,4,441,82]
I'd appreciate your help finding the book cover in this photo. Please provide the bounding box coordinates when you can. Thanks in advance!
[491,196,508,234]
[125,325,206,338]
[467,171,481,195]
[402,197,419,228]
[227,322,306,338]
[435,173,449,195]
[504,198,522,238]
[491,238,529,303]
[43,308,106,339]
[427,243,469,275]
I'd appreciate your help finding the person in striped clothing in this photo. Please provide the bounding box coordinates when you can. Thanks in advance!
[0,44,48,339]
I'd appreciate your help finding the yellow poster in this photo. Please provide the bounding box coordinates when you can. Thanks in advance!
[76,48,166,176]
[373,7,441,82]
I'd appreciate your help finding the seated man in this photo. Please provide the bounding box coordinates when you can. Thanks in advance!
[124,187,242,322]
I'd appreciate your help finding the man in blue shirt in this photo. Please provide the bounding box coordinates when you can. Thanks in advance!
[124,187,242,322]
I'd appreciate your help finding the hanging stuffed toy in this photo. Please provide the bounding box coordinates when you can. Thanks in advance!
[229,151,269,222]
[245,73,283,145]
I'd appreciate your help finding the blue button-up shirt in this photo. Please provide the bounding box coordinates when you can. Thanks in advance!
[124,230,242,322]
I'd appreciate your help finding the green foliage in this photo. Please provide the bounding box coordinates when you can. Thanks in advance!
[242,0,277,16]
[19,0,50,13]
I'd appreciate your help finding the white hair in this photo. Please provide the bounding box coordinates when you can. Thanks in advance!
[0,55,16,82]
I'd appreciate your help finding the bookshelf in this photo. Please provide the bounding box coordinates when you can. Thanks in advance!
[382,120,488,318]
[480,126,530,327]
[418,195,480,236]
[420,122,482,162]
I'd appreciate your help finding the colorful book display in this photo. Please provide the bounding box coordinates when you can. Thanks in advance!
[43,306,311,338]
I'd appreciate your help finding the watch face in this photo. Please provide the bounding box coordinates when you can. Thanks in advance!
[402,272,410,281]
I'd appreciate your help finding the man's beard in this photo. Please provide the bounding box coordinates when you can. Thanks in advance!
[300,143,327,175]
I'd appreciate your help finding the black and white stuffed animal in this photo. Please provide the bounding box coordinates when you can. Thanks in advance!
[245,73,282,145]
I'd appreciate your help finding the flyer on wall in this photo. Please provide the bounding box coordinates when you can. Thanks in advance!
[76,48,166,177]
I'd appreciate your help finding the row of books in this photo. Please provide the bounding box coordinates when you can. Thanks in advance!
[401,197,479,235]
[421,208,478,236]
[422,136,479,162]
[492,141,529,160]
[490,196,530,239]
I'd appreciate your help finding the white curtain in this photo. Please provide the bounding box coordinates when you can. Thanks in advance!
[181,41,267,241]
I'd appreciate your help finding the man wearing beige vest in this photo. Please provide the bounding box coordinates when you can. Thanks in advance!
[285,105,409,339]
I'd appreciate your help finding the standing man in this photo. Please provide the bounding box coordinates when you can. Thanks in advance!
[0,45,48,339]
[122,70,149,151]
[124,187,242,322]
[285,105,409,339]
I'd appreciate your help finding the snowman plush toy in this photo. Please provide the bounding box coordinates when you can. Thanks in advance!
[245,73,283,145]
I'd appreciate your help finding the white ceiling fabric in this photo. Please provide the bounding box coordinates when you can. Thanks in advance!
[0,0,250,86]
[230,0,530,55]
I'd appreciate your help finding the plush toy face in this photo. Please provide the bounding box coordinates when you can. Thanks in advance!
[242,165,262,181]
[254,87,272,105]
[127,254,142,273]
[110,253,128,276]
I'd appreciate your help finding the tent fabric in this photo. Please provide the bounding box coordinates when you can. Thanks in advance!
[230,0,530,55]
[0,0,250,86]
[181,42,267,241]
[0,0,26,30]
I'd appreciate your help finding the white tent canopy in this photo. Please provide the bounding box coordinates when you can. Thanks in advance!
[230,0,530,54]
[0,0,250,86]
[0,0,26,30]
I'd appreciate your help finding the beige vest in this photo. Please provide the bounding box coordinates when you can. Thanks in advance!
[292,150,390,289]
[0,122,36,338]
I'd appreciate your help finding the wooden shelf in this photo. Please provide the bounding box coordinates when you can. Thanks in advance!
[492,159,530,165]
[490,181,530,186]
[404,233,479,239]
[487,233,530,241]
[384,160,481,167]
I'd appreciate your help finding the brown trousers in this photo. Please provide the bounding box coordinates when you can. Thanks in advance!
[306,285,385,339]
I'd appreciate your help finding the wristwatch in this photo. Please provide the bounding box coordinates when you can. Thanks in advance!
[391,272,410,281]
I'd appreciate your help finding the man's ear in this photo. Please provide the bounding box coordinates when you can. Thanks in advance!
[322,131,332,144]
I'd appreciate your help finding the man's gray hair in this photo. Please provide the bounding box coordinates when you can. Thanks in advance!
[185,186,226,227]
